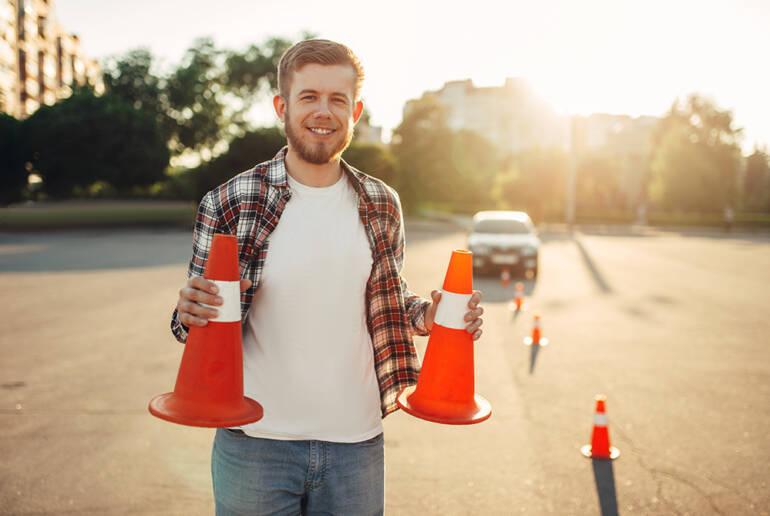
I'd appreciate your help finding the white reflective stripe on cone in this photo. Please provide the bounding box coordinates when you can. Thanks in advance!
[594,413,609,426]
[434,290,473,330]
[200,280,241,322]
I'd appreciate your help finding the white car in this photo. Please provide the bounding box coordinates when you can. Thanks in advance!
[467,211,540,278]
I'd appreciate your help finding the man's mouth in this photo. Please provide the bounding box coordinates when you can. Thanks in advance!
[307,127,335,135]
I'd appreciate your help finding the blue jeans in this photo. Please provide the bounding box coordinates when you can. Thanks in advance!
[211,428,384,516]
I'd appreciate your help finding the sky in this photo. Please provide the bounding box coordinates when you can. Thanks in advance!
[53,0,770,154]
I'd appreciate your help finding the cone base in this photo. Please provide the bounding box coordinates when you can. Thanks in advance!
[580,444,620,460]
[149,392,263,428]
[524,337,549,346]
[507,302,526,312]
[396,385,491,425]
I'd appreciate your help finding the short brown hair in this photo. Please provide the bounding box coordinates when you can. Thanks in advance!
[277,39,364,101]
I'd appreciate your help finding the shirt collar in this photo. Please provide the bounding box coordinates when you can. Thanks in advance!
[266,146,370,195]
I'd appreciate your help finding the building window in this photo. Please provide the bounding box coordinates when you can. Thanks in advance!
[38,16,45,39]
[56,36,62,86]
[70,54,77,85]
[18,0,25,40]
[38,50,45,103]
[19,49,26,83]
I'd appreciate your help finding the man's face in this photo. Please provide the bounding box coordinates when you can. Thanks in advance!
[275,63,363,165]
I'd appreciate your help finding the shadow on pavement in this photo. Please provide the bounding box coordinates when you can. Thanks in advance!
[529,343,541,374]
[572,235,613,294]
[0,230,192,272]
[592,459,620,516]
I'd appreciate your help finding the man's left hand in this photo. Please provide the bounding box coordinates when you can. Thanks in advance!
[424,290,484,340]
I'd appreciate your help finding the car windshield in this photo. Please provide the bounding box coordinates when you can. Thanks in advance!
[473,219,531,234]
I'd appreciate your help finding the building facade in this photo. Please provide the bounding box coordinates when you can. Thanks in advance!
[404,78,660,210]
[405,78,658,158]
[0,0,102,119]
[404,78,569,155]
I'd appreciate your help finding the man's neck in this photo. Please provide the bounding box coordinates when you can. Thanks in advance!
[284,146,343,187]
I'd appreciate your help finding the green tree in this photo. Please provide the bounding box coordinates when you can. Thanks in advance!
[743,148,770,211]
[0,113,26,205]
[493,148,567,222]
[343,142,397,185]
[102,48,166,121]
[190,126,285,201]
[575,150,625,215]
[104,36,293,161]
[223,36,295,97]
[23,89,169,198]
[391,96,500,212]
[649,95,742,212]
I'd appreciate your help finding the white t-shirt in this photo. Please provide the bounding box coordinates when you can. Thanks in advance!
[237,172,383,442]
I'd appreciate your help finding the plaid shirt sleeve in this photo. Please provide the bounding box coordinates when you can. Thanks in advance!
[170,190,226,343]
[390,190,431,337]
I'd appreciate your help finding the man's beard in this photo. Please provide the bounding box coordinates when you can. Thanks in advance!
[284,108,354,165]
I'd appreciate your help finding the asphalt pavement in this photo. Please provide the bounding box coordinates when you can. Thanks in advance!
[1,223,768,515]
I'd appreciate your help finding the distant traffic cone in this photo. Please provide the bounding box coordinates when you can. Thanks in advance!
[500,268,511,287]
[508,282,525,312]
[523,314,548,346]
[581,395,620,459]
[149,233,263,427]
[396,249,492,425]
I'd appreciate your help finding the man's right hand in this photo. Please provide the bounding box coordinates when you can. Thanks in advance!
[177,276,252,327]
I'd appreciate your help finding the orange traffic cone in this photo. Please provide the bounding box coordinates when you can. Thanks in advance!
[149,233,263,427]
[500,268,511,287]
[523,314,548,346]
[396,249,491,425]
[581,395,620,459]
[508,282,525,312]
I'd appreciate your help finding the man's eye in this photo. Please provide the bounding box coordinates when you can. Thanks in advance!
[301,96,315,101]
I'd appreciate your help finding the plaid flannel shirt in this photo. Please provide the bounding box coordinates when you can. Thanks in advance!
[171,147,430,417]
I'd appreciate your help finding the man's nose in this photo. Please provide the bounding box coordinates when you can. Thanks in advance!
[315,98,332,117]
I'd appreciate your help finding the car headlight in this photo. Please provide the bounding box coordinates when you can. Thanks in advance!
[521,245,537,256]
[470,244,491,255]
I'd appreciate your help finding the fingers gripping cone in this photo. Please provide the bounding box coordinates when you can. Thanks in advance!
[523,314,548,346]
[396,249,492,425]
[149,233,263,427]
[581,395,620,459]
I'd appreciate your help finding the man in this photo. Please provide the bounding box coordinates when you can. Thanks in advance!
[172,39,484,516]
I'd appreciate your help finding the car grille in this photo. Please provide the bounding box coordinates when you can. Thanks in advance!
[490,246,521,255]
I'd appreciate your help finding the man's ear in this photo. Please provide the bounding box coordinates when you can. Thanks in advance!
[352,100,364,124]
[273,95,287,123]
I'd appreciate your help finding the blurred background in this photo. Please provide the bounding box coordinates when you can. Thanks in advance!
[1,0,769,229]
[2,2,770,515]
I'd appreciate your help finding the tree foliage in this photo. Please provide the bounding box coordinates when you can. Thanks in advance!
[575,150,625,214]
[391,96,499,212]
[0,113,26,205]
[493,148,567,222]
[23,89,169,198]
[103,36,294,160]
[743,148,770,211]
[343,143,397,186]
[189,127,286,201]
[649,95,742,212]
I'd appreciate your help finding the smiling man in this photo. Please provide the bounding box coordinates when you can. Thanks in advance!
[171,39,484,516]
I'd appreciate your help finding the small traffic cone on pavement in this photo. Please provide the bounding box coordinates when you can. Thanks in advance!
[508,282,525,312]
[581,395,620,459]
[396,249,492,425]
[149,233,264,428]
[500,268,511,287]
[523,314,548,346]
